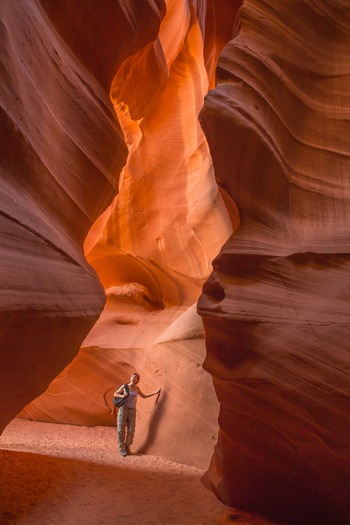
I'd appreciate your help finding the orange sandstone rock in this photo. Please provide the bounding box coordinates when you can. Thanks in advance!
[85,0,233,306]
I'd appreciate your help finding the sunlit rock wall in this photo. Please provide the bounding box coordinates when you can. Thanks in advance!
[85,0,234,306]
[198,0,350,523]
[0,0,164,434]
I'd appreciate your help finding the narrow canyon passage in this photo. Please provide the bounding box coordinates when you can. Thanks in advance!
[0,3,243,524]
[1,1,350,524]
[18,0,238,471]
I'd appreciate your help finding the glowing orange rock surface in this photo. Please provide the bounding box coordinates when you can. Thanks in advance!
[18,0,234,469]
[85,0,233,305]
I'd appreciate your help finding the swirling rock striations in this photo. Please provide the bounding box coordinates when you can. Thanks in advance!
[198,1,350,523]
[19,0,234,469]
[38,0,166,91]
[85,0,233,306]
[0,0,164,433]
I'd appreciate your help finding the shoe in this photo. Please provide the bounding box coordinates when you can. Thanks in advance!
[126,446,132,455]
[120,448,127,457]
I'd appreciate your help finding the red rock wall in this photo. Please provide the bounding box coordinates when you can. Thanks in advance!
[0,0,163,433]
[198,1,350,523]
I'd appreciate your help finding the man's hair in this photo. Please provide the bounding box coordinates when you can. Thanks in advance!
[133,372,140,383]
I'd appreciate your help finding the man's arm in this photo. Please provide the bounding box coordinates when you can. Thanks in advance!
[137,387,161,399]
[114,386,128,399]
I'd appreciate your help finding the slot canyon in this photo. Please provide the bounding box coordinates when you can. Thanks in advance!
[0,1,350,524]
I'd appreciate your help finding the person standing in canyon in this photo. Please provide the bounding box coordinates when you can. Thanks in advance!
[113,372,161,457]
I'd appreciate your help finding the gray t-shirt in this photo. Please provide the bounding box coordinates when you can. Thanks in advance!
[124,387,138,408]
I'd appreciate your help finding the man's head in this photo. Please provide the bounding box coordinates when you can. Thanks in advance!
[131,372,140,384]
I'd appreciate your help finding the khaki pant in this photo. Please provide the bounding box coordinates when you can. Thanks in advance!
[117,406,136,451]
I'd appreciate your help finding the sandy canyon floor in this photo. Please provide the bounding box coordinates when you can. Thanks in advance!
[0,419,278,525]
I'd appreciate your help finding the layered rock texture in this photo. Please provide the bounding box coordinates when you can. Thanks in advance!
[13,0,235,469]
[2,0,349,523]
[198,0,350,523]
[0,0,164,433]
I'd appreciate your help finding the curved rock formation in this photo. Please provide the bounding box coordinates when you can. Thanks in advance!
[18,0,234,469]
[198,0,350,523]
[85,0,233,306]
[0,0,164,433]
[4,1,349,520]
[38,0,166,91]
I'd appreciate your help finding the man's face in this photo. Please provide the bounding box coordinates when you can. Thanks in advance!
[131,374,139,384]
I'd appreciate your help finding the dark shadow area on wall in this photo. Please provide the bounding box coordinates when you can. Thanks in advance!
[136,391,167,454]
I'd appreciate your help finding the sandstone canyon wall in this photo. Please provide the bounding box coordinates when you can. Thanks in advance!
[2,0,348,523]
[198,1,350,523]
[0,0,164,433]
